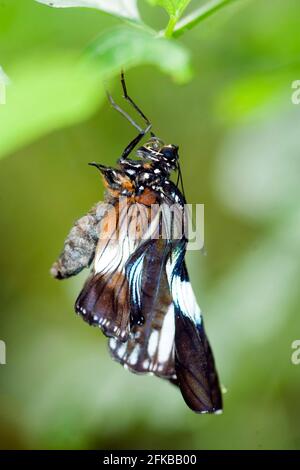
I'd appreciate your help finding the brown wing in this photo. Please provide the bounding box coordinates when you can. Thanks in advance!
[169,247,223,414]
[108,202,189,378]
[175,313,223,413]
[75,199,157,341]
[109,239,176,379]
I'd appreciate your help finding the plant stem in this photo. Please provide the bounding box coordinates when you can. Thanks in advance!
[164,15,178,38]
[173,0,238,38]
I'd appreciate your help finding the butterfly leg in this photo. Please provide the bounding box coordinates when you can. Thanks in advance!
[107,91,152,161]
[120,71,153,130]
[107,91,144,134]
[119,125,152,161]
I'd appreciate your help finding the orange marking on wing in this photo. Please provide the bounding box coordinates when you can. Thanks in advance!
[99,204,119,239]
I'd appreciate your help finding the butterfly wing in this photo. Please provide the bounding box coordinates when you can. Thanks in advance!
[109,238,176,379]
[108,200,185,378]
[75,200,142,340]
[70,190,222,413]
[75,199,160,341]
[108,198,222,410]
[169,244,223,413]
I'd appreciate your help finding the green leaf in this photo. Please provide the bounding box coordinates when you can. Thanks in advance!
[35,0,141,21]
[148,0,191,18]
[148,0,191,37]
[0,26,192,160]
[0,54,103,159]
[86,26,192,83]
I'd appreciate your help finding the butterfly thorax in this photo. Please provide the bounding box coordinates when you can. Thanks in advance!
[102,165,184,209]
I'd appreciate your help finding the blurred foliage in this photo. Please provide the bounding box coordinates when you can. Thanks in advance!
[86,26,192,83]
[147,0,191,15]
[36,0,142,21]
[1,0,300,451]
[146,0,191,37]
[0,54,103,159]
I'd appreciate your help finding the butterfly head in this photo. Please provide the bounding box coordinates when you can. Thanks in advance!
[137,137,179,172]
[88,162,135,195]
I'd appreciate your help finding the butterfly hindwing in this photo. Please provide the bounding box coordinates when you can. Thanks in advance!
[170,248,223,413]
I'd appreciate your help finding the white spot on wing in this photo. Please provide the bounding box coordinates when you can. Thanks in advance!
[128,345,140,366]
[158,304,175,364]
[171,272,202,325]
[143,359,150,369]
[147,330,159,358]
[116,342,127,359]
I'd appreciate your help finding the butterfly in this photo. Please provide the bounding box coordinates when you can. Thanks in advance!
[51,72,223,414]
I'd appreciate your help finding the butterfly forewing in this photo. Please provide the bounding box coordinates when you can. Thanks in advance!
[75,198,163,341]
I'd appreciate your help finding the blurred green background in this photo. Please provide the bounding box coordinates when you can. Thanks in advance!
[1,0,300,450]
